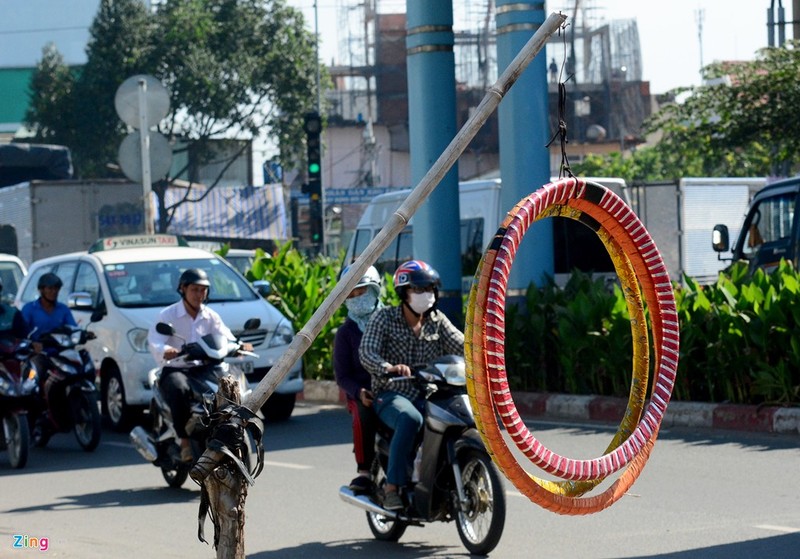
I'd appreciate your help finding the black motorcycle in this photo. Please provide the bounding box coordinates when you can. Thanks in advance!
[339,355,507,556]
[0,338,37,468]
[130,319,260,489]
[25,325,102,452]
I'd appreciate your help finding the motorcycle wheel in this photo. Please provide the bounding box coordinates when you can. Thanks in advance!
[73,391,102,451]
[3,414,29,469]
[366,463,408,541]
[454,449,506,556]
[32,415,52,448]
[261,392,296,422]
[162,464,189,488]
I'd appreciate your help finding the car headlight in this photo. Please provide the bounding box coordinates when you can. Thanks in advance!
[128,328,150,353]
[268,318,294,348]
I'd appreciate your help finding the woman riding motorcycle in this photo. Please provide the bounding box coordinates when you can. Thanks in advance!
[358,260,464,511]
[334,265,383,494]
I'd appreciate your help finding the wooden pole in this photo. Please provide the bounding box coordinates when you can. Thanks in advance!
[244,10,567,420]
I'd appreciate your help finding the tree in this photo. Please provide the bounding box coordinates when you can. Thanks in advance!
[643,45,800,178]
[72,0,155,178]
[24,43,76,145]
[574,44,800,182]
[24,0,324,205]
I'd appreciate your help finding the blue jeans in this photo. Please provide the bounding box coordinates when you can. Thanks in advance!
[374,391,424,487]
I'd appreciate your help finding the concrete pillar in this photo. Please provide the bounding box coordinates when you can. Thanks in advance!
[496,1,554,298]
[406,0,462,323]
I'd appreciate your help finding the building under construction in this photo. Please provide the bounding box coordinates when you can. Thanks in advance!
[322,0,652,189]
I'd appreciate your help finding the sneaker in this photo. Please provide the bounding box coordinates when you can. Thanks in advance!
[383,490,403,511]
[348,475,373,495]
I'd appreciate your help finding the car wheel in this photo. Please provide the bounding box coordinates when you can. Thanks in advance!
[261,392,296,422]
[103,367,139,431]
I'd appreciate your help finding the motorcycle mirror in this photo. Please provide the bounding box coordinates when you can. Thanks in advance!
[243,318,261,331]
[155,322,176,336]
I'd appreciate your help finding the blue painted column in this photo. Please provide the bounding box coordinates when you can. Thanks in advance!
[406,0,462,323]
[496,1,554,298]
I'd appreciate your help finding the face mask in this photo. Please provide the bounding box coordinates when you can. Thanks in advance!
[345,291,378,316]
[408,291,435,314]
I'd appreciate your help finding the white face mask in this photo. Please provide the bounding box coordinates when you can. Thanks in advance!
[408,291,435,314]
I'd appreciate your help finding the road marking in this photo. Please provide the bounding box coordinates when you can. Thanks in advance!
[755,524,800,534]
[265,460,312,470]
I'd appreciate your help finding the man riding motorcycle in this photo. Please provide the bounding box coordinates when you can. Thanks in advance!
[358,260,464,511]
[147,268,252,463]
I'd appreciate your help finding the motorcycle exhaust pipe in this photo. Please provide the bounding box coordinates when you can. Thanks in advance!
[129,426,158,463]
[338,486,399,519]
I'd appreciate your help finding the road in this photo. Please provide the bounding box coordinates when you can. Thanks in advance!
[1,402,798,558]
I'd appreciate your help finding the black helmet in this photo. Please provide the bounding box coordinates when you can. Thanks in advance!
[38,272,63,289]
[178,268,210,289]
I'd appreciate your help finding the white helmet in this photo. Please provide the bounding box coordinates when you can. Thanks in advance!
[342,264,382,296]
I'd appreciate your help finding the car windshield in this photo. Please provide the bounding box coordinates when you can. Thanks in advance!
[104,257,258,308]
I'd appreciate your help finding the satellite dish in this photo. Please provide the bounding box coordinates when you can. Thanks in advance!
[118,131,173,183]
[115,75,170,129]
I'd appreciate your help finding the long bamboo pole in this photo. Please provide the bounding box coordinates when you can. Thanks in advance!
[244,11,567,413]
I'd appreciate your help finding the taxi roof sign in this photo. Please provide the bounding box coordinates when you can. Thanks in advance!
[89,234,189,253]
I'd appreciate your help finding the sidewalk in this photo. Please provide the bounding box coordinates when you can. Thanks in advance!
[300,380,800,436]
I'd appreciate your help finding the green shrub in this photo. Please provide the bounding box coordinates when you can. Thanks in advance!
[504,261,800,406]
[229,241,799,406]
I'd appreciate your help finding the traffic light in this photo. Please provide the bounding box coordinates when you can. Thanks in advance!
[303,111,323,250]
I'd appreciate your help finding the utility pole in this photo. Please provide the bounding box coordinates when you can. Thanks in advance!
[695,8,705,81]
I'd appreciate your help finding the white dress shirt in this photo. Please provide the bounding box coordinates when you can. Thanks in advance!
[148,300,234,365]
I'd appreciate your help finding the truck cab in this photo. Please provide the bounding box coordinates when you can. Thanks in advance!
[713,177,799,273]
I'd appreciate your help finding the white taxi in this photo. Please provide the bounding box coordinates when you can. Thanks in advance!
[15,235,303,430]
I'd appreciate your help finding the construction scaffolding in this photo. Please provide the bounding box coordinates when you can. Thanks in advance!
[325,1,651,185]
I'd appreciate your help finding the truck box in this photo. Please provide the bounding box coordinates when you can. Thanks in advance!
[627,177,766,284]
[0,180,145,265]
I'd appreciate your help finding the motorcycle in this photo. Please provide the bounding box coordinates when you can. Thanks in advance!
[0,338,38,468]
[339,355,507,556]
[130,319,261,489]
[25,324,102,452]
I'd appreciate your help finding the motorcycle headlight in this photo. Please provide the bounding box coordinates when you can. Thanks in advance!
[0,375,12,394]
[268,318,294,348]
[51,333,70,346]
[54,359,78,376]
[128,328,150,353]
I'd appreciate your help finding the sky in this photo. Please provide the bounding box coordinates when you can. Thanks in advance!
[288,1,774,95]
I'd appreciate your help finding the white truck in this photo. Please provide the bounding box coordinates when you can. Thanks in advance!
[343,177,630,289]
[627,177,767,284]
[0,180,146,266]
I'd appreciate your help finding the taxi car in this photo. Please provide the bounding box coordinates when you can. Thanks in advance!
[15,235,303,429]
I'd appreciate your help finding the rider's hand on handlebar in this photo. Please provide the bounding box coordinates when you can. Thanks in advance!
[386,364,411,377]
[241,342,254,352]
[163,348,180,361]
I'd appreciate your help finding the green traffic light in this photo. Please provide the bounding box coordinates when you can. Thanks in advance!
[309,162,320,174]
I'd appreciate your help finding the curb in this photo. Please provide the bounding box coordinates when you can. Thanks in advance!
[300,380,800,436]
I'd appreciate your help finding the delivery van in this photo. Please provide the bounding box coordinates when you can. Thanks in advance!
[343,177,629,287]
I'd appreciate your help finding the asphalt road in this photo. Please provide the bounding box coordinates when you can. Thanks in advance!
[1,403,798,558]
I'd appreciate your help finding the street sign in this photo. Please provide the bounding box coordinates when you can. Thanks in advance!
[118,131,172,183]
[114,74,170,128]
